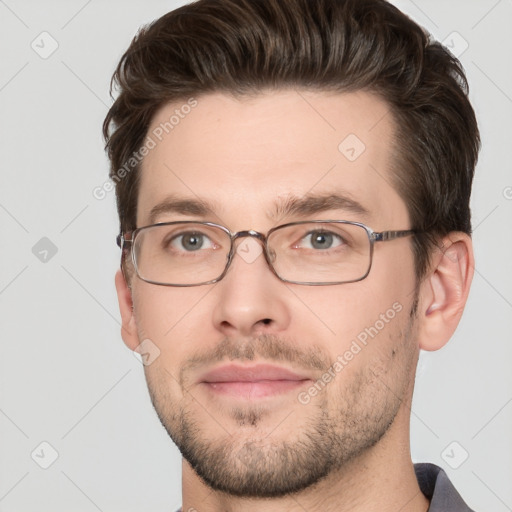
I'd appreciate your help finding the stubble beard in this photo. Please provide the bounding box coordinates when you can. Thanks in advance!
[143,300,418,498]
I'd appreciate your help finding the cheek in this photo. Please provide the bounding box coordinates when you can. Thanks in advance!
[289,258,416,372]
[132,284,215,360]
[328,300,417,403]
[372,241,417,295]
[291,279,405,339]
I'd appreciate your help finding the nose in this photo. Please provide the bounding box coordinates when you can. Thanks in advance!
[211,237,291,338]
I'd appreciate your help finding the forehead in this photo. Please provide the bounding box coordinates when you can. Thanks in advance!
[137,90,409,229]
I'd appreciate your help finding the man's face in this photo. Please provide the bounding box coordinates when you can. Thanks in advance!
[127,90,421,496]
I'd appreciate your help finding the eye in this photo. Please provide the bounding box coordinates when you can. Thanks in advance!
[298,230,345,250]
[170,231,214,252]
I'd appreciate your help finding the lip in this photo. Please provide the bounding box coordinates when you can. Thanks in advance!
[197,363,312,399]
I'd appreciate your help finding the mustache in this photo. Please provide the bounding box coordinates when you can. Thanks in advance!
[179,334,331,386]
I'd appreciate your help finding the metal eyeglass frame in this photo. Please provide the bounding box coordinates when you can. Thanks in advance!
[116,220,418,287]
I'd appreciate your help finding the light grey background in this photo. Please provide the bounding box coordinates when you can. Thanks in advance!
[0,1,511,511]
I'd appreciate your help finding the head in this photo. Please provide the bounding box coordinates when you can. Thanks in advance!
[104,0,479,499]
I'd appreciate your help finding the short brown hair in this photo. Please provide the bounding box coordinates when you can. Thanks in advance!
[103,0,480,280]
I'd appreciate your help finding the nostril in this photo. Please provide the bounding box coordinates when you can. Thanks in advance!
[261,318,272,325]
[220,320,232,330]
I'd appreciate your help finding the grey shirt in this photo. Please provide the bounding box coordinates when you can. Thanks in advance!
[176,462,475,511]
[415,462,475,511]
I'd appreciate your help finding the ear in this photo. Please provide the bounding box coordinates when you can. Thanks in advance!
[115,269,139,351]
[416,232,474,351]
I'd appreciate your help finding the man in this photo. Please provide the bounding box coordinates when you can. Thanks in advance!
[103,0,480,510]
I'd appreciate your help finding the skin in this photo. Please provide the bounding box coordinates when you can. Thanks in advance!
[115,90,474,512]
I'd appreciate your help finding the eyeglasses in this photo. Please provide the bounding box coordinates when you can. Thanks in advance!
[117,220,417,287]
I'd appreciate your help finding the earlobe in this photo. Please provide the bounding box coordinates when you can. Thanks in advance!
[417,233,474,351]
[115,269,140,351]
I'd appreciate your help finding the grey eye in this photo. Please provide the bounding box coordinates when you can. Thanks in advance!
[309,232,335,249]
[171,232,212,251]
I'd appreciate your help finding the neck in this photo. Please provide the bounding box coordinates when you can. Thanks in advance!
[181,405,429,512]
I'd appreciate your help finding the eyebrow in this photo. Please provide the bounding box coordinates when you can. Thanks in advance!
[269,193,370,221]
[148,196,219,225]
[146,192,370,226]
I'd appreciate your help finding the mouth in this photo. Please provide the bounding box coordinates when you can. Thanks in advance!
[197,363,313,399]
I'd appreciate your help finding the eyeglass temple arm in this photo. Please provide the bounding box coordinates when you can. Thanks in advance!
[116,233,134,248]
[373,229,417,242]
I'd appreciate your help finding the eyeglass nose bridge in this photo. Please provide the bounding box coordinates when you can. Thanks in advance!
[231,229,267,243]
[229,229,269,259]
[221,229,278,277]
